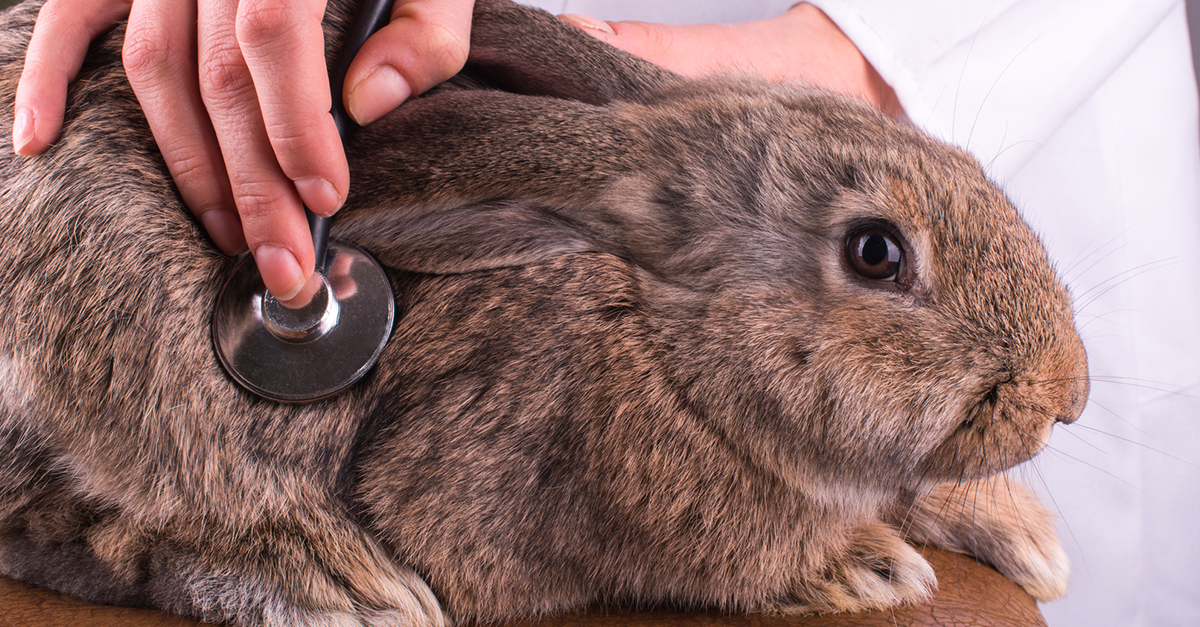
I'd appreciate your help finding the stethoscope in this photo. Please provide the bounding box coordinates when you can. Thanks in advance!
[212,0,397,402]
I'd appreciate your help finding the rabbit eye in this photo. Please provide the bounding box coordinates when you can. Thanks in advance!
[845,229,904,282]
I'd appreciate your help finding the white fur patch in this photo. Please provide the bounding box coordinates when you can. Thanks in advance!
[0,353,33,413]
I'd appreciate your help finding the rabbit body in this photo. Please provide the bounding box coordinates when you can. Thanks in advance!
[0,0,1087,625]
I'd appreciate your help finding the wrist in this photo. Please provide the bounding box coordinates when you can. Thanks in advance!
[773,3,903,116]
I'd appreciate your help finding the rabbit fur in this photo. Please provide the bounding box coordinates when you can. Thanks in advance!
[0,0,1088,624]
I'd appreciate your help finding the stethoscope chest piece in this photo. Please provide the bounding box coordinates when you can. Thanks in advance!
[210,0,398,403]
[212,239,394,402]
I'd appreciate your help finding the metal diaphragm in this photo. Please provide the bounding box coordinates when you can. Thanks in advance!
[212,240,394,402]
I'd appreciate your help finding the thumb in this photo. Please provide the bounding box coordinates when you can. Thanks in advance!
[344,0,474,126]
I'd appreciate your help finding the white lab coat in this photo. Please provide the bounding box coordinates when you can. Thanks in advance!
[525,1,1200,625]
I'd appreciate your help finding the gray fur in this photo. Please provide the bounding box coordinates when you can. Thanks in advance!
[0,0,1087,624]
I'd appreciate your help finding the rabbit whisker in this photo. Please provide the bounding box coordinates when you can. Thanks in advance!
[982,121,1010,174]
[1081,397,1153,437]
[1049,421,1108,455]
[1074,316,1137,337]
[1057,225,1133,282]
[1036,444,1138,490]
[1020,458,1091,582]
[1087,375,1200,400]
[968,37,1041,155]
[982,138,1047,174]
[951,0,998,145]
[895,464,936,541]
[1066,423,1199,469]
[1071,258,1175,313]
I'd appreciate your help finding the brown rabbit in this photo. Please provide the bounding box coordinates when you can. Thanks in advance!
[0,0,1087,625]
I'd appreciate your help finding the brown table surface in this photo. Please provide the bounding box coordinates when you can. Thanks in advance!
[0,547,1045,627]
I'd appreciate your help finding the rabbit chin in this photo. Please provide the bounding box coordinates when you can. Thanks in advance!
[915,396,1062,483]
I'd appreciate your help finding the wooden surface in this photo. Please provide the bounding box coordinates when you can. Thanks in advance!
[0,547,1045,627]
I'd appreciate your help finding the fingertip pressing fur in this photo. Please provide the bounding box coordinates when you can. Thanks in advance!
[0,0,1085,624]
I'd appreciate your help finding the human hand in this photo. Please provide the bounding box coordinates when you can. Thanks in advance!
[14,0,474,305]
[558,3,903,117]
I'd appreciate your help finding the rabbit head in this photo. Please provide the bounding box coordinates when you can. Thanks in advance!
[337,67,1089,502]
[333,47,1089,609]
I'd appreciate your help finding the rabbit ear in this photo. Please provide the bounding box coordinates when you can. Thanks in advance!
[334,0,721,276]
[465,0,680,105]
[338,83,640,274]
[347,89,638,208]
[333,198,600,274]
[341,86,677,275]
[336,0,684,276]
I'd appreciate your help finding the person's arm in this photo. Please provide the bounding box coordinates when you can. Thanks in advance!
[558,3,903,117]
[14,0,474,306]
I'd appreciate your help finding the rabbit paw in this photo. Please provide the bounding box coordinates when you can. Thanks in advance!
[136,519,447,627]
[781,521,936,614]
[901,475,1068,601]
[998,529,1069,602]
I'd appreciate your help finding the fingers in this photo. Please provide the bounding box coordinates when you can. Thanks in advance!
[19,0,479,308]
[236,0,347,216]
[14,0,133,155]
[557,14,654,57]
[198,0,318,303]
[344,0,474,126]
[124,0,244,254]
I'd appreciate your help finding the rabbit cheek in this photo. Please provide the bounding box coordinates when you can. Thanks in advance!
[917,417,1003,482]
[920,290,1088,482]
[919,376,1068,481]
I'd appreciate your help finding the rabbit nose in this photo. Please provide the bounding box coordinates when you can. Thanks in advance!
[1055,412,1079,425]
[1055,366,1089,426]
[1055,391,1086,425]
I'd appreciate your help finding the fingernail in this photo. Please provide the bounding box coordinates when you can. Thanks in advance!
[347,65,411,126]
[277,272,324,309]
[12,107,34,154]
[255,244,306,301]
[294,177,342,215]
[198,209,247,255]
[558,14,615,35]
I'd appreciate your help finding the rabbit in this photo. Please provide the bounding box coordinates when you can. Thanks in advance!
[0,0,1088,625]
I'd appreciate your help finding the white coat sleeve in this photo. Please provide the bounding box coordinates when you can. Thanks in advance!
[804,0,1182,180]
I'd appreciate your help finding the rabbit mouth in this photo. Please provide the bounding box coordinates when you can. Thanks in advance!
[914,379,1056,482]
[966,384,1002,428]
[951,380,1004,438]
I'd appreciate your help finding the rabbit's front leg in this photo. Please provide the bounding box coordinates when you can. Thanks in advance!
[780,521,936,614]
[155,503,446,627]
[895,475,1069,601]
[4,489,445,627]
